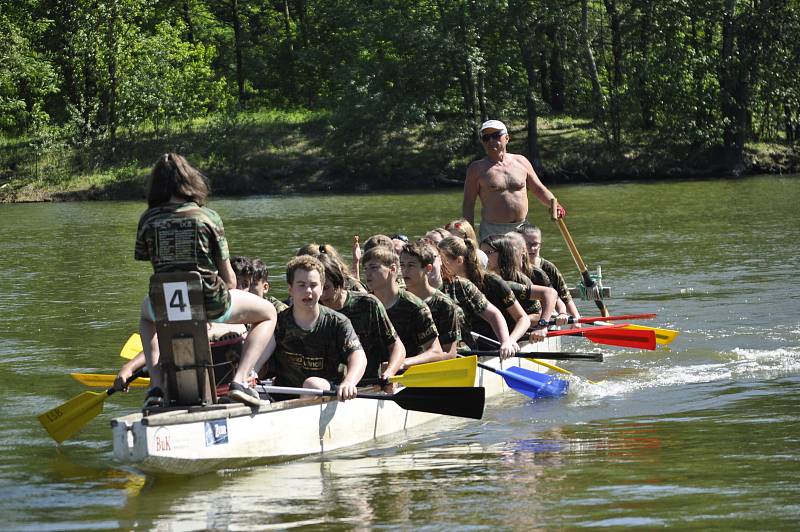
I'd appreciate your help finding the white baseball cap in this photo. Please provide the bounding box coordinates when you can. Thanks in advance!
[479,120,508,134]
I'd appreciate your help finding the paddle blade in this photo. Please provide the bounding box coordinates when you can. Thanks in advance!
[622,324,679,345]
[38,391,109,443]
[70,373,150,388]
[120,333,143,360]
[584,327,657,350]
[392,386,485,420]
[498,366,569,399]
[391,356,477,387]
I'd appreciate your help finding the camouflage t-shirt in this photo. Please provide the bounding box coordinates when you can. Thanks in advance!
[338,290,398,380]
[272,305,363,388]
[441,277,489,346]
[344,276,368,293]
[265,295,289,313]
[135,201,230,319]
[507,271,542,315]
[472,272,518,341]
[538,257,572,303]
[424,290,461,348]
[385,289,438,356]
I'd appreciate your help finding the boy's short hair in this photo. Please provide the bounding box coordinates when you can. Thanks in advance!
[362,245,399,268]
[251,258,269,282]
[363,234,394,253]
[286,255,326,285]
[231,256,253,280]
[401,241,438,267]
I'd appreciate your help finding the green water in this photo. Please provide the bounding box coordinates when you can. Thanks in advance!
[1,175,799,529]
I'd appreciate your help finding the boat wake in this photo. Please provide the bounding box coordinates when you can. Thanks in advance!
[564,346,800,404]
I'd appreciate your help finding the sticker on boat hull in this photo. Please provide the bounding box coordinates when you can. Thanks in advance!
[205,419,228,446]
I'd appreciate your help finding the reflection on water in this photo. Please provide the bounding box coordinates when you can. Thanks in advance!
[1,176,799,528]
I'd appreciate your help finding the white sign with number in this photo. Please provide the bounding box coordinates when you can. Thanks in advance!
[163,281,192,321]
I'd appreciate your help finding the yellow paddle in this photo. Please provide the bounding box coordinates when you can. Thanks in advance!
[73,357,477,390]
[120,333,143,360]
[38,369,145,443]
[70,373,150,388]
[621,324,679,345]
[390,356,477,387]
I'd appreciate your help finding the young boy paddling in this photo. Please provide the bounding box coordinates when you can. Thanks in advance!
[239,255,367,402]
[399,242,461,357]
[316,253,406,383]
[362,246,445,368]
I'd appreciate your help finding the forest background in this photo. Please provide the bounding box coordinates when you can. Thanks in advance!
[1,0,799,202]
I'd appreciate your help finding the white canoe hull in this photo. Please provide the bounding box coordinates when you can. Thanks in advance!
[112,338,562,475]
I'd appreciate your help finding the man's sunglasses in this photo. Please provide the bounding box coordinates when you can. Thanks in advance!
[481,131,506,143]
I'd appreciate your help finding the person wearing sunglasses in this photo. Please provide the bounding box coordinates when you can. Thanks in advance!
[462,119,566,242]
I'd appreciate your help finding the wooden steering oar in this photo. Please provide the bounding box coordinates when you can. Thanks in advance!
[550,198,609,317]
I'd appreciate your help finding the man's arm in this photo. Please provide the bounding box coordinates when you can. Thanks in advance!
[462,163,481,226]
[520,155,557,208]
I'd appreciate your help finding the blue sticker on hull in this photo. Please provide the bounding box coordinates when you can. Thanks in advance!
[205,419,229,446]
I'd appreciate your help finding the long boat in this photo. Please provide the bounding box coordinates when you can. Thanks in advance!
[111,336,562,475]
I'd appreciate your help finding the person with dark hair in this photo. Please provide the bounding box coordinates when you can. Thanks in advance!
[135,153,276,408]
[480,234,558,340]
[437,235,532,352]
[231,256,254,290]
[259,255,367,401]
[400,242,461,358]
[249,258,289,313]
[362,246,444,368]
[316,253,405,384]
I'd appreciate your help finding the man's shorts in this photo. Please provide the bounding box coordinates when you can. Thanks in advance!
[478,219,527,242]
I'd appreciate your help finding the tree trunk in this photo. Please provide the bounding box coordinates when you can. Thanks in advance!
[720,0,747,172]
[107,0,118,150]
[549,27,565,112]
[519,40,542,172]
[231,0,245,102]
[183,1,195,43]
[477,71,488,122]
[637,3,654,129]
[603,0,623,145]
[580,0,609,140]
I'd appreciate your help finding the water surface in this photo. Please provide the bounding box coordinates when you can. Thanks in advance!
[1,175,799,529]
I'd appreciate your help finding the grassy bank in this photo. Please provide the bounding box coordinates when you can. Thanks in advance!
[1,109,798,203]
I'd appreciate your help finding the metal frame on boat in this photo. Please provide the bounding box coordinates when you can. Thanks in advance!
[111,337,561,475]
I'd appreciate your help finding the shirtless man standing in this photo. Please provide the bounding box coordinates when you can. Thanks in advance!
[462,120,566,242]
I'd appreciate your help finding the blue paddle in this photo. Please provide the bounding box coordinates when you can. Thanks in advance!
[459,355,568,399]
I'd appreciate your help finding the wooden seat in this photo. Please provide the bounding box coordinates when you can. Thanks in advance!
[149,271,217,406]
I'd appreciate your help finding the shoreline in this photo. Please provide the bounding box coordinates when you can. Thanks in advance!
[4,160,797,204]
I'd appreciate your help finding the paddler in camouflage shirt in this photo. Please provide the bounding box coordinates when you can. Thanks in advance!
[437,236,525,358]
[249,258,289,313]
[316,253,405,384]
[135,153,277,408]
[361,246,444,369]
[400,241,461,358]
[266,256,366,401]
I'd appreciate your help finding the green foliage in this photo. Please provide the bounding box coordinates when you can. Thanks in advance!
[2,0,799,193]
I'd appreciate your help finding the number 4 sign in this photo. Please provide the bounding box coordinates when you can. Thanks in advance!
[163,281,192,321]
